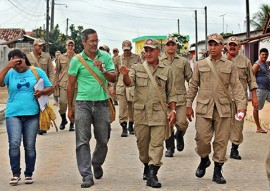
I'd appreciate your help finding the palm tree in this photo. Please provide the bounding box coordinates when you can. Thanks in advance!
[251,3,270,30]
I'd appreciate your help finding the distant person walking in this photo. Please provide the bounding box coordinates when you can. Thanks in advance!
[160,35,192,157]
[114,40,140,137]
[0,49,52,186]
[55,39,76,131]
[252,48,270,133]
[26,38,55,135]
[225,36,259,160]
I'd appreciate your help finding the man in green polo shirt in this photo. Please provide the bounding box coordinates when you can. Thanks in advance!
[67,28,116,188]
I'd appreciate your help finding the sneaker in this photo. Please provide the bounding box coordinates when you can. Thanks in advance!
[9,176,21,186]
[25,177,33,184]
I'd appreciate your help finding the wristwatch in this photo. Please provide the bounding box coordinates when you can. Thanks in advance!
[171,110,176,114]
[102,63,107,73]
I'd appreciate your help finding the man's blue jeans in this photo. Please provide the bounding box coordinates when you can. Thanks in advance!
[75,100,111,180]
[6,114,39,177]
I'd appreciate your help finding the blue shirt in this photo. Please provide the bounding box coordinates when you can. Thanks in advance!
[4,67,52,117]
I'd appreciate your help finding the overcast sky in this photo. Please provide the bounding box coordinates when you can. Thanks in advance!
[0,0,269,53]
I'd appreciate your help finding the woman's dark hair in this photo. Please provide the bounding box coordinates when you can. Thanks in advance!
[8,49,31,66]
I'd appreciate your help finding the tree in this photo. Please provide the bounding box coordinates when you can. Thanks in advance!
[34,24,84,57]
[171,33,189,54]
[69,24,84,53]
[251,3,270,30]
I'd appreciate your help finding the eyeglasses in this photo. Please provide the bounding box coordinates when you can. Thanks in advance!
[87,39,100,44]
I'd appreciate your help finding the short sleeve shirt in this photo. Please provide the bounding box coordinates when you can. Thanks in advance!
[68,50,115,101]
[4,67,52,117]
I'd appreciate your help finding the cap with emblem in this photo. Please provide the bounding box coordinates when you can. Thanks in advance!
[33,38,45,46]
[143,38,160,49]
[66,39,75,45]
[207,33,224,44]
[165,35,177,45]
[113,48,119,52]
[122,40,132,51]
[227,36,240,45]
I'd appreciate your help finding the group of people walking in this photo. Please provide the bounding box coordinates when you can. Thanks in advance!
[1,28,270,189]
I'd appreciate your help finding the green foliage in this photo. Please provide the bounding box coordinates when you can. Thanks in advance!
[220,32,233,37]
[171,33,189,50]
[251,3,270,30]
[69,24,84,53]
[36,24,84,57]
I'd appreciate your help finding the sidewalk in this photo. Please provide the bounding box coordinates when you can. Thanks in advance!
[0,90,269,190]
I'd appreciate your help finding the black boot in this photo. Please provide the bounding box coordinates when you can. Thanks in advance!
[165,148,174,157]
[230,143,241,160]
[59,114,68,130]
[146,165,162,188]
[143,163,149,180]
[128,121,134,135]
[120,122,128,137]
[195,155,211,178]
[165,132,175,157]
[175,129,185,151]
[69,122,75,131]
[212,162,226,184]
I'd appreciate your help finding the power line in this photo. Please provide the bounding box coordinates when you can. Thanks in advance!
[8,0,44,17]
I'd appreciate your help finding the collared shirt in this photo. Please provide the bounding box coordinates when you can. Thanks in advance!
[56,52,76,88]
[114,52,141,87]
[68,50,115,101]
[186,55,246,118]
[128,61,176,125]
[160,53,193,106]
[227,54,258,95]
[26,51,55,83]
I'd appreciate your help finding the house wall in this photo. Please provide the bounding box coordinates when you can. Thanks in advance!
[0,45,10,70]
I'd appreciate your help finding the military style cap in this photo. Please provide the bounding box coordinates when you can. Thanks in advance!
[33,38,45,45]
[165,35,177,45]
[227,36,240,45]
[113,48,119,52]
[207,33,224,44]
[102,45,110,52]
[66,39,75,45]
[143,38,160,49]
[122,40,132,51]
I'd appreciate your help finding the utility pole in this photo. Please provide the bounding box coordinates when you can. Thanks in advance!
[195,10,198,61]
[220,14,226,34]
[50,0,55,31]
[246,0,250,38]
[46,0,49,52]
[66,18,69,35]
[51,0,68,31]
[205,6,207,52]
[178,19,180,34]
